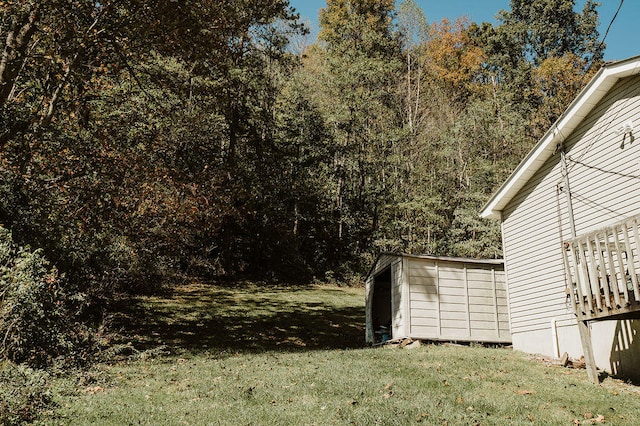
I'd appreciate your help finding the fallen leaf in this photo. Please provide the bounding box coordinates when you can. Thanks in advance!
[584,413,593,419]
[517,390,534,395]
[84,386,104,394]
[456,396,463,404]
[594,415,605,423]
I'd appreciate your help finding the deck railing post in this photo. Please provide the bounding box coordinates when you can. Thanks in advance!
[604,229,622,307]
[578,242,596,313]
[569,243,587,315]
[622,224,640,301]
[612,226,630,305]
[585,238,602,312]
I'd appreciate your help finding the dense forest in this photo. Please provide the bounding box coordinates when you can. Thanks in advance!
[0,0,604,367]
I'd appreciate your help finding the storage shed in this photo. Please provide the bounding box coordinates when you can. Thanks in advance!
[365,253,510,345]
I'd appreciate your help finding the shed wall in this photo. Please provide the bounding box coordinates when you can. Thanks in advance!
[502,74,640,373]
[391,257,404,338]
[365,254,398,343]
[406,257,510,343]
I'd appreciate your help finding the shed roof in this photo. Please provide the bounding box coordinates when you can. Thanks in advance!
[480,55,640,220]
[366,252,503,280]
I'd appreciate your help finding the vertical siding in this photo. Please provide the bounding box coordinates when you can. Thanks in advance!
[391,258,404,338]
[407,257,510,343]
[408,258,439,337]
[503,75,640,354]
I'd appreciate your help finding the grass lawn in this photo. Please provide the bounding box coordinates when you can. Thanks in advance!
[43,282,640,425]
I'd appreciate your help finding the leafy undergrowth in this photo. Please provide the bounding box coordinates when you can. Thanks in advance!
[41,282,640,425]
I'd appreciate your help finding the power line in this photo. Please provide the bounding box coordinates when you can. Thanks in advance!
[566,62,640,172]
[567,157,640,180]
[600,0,624,53]
[586,0,624,73]
[570,191,629,221]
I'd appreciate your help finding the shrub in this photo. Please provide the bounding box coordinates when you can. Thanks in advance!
[0,361,52,426]
[0,227,78,367]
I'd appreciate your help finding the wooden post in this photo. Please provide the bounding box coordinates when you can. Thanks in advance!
[577,319,599,383]
[561,148,599,384]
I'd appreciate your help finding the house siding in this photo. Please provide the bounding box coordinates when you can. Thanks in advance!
[502,74,640,370]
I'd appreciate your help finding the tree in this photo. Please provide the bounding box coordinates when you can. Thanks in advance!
[397,0,429,133]
[423,18,487,104]
[0,1,304,292]
[309,0,405,274]
[498,0,603,66]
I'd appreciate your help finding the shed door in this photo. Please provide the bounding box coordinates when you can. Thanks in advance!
[371,266,392,343]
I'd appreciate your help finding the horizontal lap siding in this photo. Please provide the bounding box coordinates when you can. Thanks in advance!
[503,148,574,335]
[503,75,640,341]
[407,257,509,342]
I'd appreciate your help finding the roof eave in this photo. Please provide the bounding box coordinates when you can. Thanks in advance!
[480,56,640,220]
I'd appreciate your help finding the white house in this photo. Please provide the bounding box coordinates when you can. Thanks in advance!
[481,55,640,382]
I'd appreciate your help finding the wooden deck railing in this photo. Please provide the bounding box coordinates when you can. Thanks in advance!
[563,215,640,321]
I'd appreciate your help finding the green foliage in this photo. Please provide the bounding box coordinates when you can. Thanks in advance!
[499,0,603,66]
[0,362,52,426]
[0,0,608,291]
[0,227,82,367]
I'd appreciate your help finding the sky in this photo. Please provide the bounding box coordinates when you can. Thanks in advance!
[288,0,637,62]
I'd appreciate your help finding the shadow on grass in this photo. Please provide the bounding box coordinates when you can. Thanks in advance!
[108,281,366,356]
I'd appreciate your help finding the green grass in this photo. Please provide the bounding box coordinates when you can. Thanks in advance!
[41,282,640,425]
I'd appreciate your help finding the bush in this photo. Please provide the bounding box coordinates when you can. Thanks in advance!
[0,227,80,367]
[0,361,52,426]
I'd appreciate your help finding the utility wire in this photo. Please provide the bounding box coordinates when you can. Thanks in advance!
[552,0,629,172]
[570,191,629,220]
[586,0,624,72]
[566,64,640,173]
[568,157,640,181]
[600,0,624,55]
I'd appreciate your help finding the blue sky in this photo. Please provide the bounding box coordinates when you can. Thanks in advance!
[288,0,636,62]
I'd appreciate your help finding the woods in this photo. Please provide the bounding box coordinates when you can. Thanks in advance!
[0,0,604,369]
